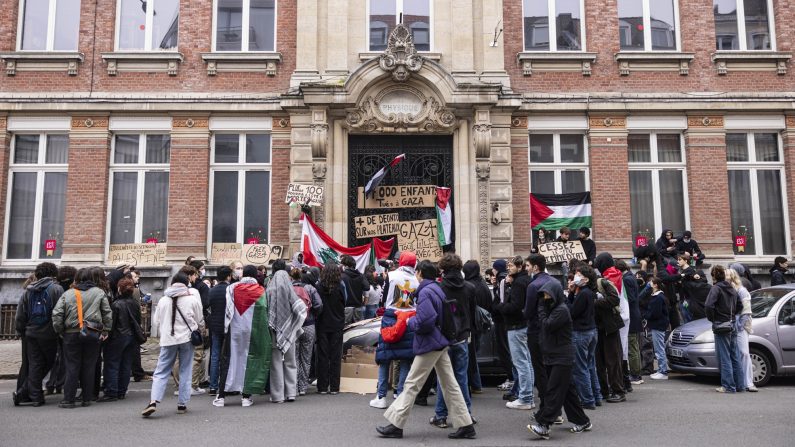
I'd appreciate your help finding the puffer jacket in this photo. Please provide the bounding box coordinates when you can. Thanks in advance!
[408,280,450,355]
[375,308,416,364]
[15,277,64,339]
[52,283,112,335]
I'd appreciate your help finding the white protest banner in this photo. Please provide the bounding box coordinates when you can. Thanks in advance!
[397,219,442,260]
[357,184,436,209]
[209,243,243,265]
[537,241,587,264]
[108,243,167,267]
[353,213,401,238]
[210,243,284,265]
[285,183,324,207]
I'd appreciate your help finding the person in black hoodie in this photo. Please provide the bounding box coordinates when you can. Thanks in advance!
[644,278,669,380]
[616,260,643,386]
[493,256,535,410]
[567,264,599,409]
[592,255,626,403]
[578,228,597,266]
[770,256,790,286]
[523,253,553,409]
[655,229,678,262]
[491,259,514,392]
[207,266,232,394]
[340,255,368,323]
[315,263,347,394]
[14,262,64,407]
[675,230,705,266]
[529,280,591,440]
[705,265,745,393]
[463,260,491,394]
[100,277,142,401]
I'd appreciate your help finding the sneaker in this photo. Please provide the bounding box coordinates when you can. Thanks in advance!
[299,391,306,396]
[415,396,428,406]
[330,391,339,395]
[141,402,157,417]
[631,376,645,385]
[448,424,476,439]
[212,398,225,407]
[506,399,535,410]
[715,386,729,393]
[369,396,388,409]
[747,385,759,392]
[470,388,483,394]
[317,390,328,395]
[650,372,668,380]
[606,393,626,403]
[429,416,448,428]
[570,422,593,433]
[528,424,550,440]
[242,397,254,407]
[554,415,565,425]
[59,401,76,409]
[177,405,187,414]
[497,380,514,391]
[97,395,118,403]
[502,393,517,401]
[191,387,207,396]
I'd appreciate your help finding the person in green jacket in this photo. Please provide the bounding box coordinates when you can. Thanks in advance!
[52,267,112,409]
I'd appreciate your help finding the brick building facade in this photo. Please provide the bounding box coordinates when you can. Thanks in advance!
[0,0,793,301]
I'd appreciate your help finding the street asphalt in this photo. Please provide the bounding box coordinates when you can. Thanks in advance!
[0,373,793,447]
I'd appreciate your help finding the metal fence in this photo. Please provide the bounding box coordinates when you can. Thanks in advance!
[0,302,153,340]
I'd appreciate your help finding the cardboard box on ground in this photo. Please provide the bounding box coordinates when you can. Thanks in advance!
[339,345,379,394]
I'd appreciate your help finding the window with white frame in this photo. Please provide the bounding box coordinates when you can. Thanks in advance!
[211,134,272,244]
[529,133,589,195]
[368,0,431,52]
[6,134,68,261]
[116,0,179,51]
[627,133,689,239]
[214,0,276,51]
[109,134,170,245]
[18,0,81,51]
[523,0,584,51]
[727,132,787,256]
[618,0,679,51]
[713,0,774,51]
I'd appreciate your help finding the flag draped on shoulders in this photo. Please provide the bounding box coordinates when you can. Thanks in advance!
[436,187,453,246]
[223,277,271,395]
[530,192,592,230]
[300,213,394,272]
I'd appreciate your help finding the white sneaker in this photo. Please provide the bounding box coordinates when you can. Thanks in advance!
[498,380,514,391]
[191,387,207,396]
[506,399,535,410]
[747,385,759,392]
[650,373,668,380]
[369,396,388,409]
[212,398,225,407]
[242,397,254,407]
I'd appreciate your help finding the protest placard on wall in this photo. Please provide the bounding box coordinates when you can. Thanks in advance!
[210,243,284,265]
[209,243,243,265]
[353,213,401,238]
[108,243,167,266]
[537,241,587,264]
[396,219,442,259]
[357,185,436,209]
[285,183,324,206]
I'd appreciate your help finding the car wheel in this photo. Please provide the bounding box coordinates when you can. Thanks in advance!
[750,348,771,387]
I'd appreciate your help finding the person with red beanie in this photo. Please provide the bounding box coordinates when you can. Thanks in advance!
[384,252,419,310]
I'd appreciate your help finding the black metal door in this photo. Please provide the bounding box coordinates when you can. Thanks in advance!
[347,135,454,247]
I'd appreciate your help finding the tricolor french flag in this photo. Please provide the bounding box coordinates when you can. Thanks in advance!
[364,153,406,197]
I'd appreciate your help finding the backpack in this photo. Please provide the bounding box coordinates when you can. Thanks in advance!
[293,284,312,312]
[596,278,622,316]
[28,284,54,327]
[438,285,468,343]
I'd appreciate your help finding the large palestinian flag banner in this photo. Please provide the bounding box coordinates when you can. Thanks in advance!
[300,213,395,272]
[530,192,592,230]
[224,280,270,395]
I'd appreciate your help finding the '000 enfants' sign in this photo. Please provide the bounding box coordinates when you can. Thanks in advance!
[357,185,436,209]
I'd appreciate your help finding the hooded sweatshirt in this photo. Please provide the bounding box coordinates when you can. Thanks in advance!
[655,229,678,259]
[15,277,64,339]
[153,283,204,347]
[643,290,669,331]
[705,281,742,325]
[594,252,629,323]
[439,268,476,343]
[770,265,789,286]
[463,263,493,312]
[342,267,368,307]
[537,280,574,366]
[385,266,419,309]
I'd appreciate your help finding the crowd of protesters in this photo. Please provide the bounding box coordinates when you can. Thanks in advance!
[10,227,791,440]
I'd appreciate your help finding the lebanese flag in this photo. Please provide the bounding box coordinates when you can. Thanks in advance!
[300,213,394,272]
[436,187,453,246]
[364,153,405,197]
[530,192,592,230]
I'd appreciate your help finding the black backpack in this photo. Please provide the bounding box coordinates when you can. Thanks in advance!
[439,295,460,343]
[28,284,54,327]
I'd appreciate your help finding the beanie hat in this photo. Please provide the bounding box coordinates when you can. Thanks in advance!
[492,259,507,274]
[399,251,417,268]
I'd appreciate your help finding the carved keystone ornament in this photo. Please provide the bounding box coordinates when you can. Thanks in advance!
[379,23,424,82]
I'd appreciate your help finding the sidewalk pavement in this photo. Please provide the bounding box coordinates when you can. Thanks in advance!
[0,339,161,379]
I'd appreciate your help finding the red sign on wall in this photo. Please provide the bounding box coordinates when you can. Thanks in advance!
[44,240,57,256]
[246,238,259,245]
[735,235,747,253]
[635,235,648,247]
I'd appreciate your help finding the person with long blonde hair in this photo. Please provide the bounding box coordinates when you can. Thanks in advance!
[726,268,756,392]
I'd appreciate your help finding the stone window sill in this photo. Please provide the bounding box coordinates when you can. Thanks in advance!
[0,51,84,76]
[100,51,184,76]
[359,51,442,62]
[200,52,282,76]
[614,51,695,75]
[711,51,791,75]
[516,52,597,76]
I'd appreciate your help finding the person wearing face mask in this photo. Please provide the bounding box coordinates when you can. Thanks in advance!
[655,229,678,263]
[644,278,669,380]
[229,261,245,284]
[675,231,704,266]
[523,254,552,410]
[567,265,599,409]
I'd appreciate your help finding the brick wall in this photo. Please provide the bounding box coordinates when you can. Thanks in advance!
[270,126,291,247]
[510,128,530,255]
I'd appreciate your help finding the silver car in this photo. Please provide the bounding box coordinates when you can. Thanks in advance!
[666,285,795,386]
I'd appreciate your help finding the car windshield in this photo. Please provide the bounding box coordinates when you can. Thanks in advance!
[751,289,791,318]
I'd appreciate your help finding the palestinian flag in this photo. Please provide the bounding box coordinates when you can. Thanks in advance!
[364,154,405,197]
[223,279,271,395]
[300,213,394,272]
[530,192,592,230]
[436,187,453,246]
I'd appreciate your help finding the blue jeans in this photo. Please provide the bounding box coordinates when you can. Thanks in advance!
[376,359,413,398]
[209,332,224,391]
[151,342,194,405]
[364,305,379,319]
[435,341,472,418]
[680,302,693,324]
[651,329,668,375]
[102,334,136,398]
[714,331,745,392]
[572,328,598,406]
[507,329,534,404]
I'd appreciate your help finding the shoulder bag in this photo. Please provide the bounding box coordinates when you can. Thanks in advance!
[175,305,204,347]
[126,305,147,345]
[76,290,103,342]
[712,293,736,334]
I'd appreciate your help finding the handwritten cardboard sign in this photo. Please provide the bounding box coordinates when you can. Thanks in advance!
[397,219,442,260]
[357,184,436,209]
[285,183,324,207]
[538,241,587,264]
[353,213,401,238]
[210,243,284,265]
[108,243,167,267]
